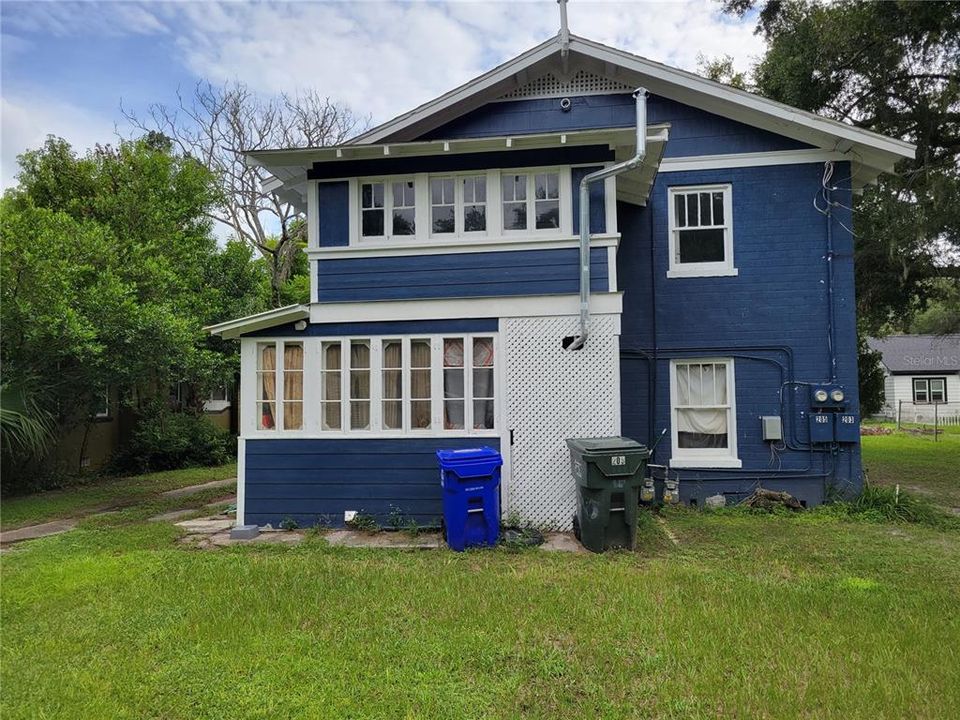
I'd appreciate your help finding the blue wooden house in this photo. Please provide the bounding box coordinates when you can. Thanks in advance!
[208,33,914,529]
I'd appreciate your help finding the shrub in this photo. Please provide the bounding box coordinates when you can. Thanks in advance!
[819,482,958,530]
[112,408,234,474]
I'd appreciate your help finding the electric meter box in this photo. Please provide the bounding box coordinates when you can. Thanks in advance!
[809,383,847,410]
[809,412,834,443]
[835,413,860,443]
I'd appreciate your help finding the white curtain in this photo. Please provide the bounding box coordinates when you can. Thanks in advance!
[677,363,727,448]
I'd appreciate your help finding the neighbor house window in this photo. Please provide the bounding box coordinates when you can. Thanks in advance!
[667,184,736,277]
[670,359,740,467]
[913,377,946,404]
[502,171,561,232]
[95,387,110,419]
[359,179,416,238]
[256,342,303,431]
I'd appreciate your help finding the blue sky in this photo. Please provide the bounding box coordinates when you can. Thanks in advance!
[1,1,765,188]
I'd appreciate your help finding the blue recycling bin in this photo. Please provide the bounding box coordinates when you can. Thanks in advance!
[437,447,502,551]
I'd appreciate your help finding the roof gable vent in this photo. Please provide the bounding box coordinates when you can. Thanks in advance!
[500,69,632,100]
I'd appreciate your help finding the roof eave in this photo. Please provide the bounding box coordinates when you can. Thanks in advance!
[205,304,310,339]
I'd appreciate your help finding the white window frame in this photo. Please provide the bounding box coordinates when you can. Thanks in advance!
[358,177,417,241]
[428,173,490,240]
[913,377,947,404]
[669,358,741,469]
[667,183,737,278]
[94,387,110,419]
[243,334,499,438]
[500,167,563,235]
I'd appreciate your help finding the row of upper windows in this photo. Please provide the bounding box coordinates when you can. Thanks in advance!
[359,171,563,239]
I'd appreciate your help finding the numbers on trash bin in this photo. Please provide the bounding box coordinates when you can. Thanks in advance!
[611,455,626,466]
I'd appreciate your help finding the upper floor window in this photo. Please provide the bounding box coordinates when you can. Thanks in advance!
[360,179,416,238]
[913,377,946,404]
[667,184,736,278]
[670,359,740,468]
[431,175,488,237]
[502,171,560,232]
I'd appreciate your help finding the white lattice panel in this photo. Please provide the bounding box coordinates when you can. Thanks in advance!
[500,70,633,100]
[504,315,620,529]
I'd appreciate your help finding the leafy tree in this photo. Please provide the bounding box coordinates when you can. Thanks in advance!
[1,136,265,485]
[124,82,360,306]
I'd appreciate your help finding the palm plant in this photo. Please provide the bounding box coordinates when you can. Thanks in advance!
[0,378,56,460]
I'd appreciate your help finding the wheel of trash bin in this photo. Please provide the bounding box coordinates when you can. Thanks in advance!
[572,514,581,541]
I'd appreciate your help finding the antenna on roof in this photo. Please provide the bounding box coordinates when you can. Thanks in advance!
[557,0,570,73]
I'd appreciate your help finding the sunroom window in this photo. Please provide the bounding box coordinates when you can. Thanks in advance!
[668,184,735,277]
[256,341,303,431]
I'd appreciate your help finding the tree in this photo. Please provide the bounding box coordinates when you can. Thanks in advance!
[1,136,264,485]
[719,0,960,335]
[124,82,361,306]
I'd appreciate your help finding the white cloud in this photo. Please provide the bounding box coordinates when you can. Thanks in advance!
[0,93,119,189]
[168,1,765,128]
[1,1,168,37]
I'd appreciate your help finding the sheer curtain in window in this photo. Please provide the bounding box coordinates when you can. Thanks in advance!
[283,343,303,430]
[443,339,465,429]
[410,339,432,429]
[676,363,728,448]
[382,341,402,430]
[350,341,371,429]
[258,344,276,430]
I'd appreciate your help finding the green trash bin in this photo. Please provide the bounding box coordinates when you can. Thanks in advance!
[566,437,650,553]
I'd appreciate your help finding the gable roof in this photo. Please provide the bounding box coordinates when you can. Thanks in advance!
[867,335,960,373]
[352,33,915,187]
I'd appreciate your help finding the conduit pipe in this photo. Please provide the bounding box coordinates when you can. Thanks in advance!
[566,87,648,351]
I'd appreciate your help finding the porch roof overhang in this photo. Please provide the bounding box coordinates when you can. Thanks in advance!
[245,124,671,211]
[205,304,310,340]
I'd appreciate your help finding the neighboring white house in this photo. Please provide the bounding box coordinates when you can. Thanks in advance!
[868,335,960,423]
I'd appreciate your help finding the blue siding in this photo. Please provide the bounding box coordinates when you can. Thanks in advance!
[420,94,812,157]
[571,166,606,234]
[244,437,501,527]
[317,247,608,302]
[617,161,861,505]
[318,181,349,247]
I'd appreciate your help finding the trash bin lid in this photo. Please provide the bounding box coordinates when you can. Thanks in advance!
[436,446,501,464]
[565,437,649,456]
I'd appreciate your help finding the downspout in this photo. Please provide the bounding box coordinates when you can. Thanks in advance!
[557,0,570,73]
[566,88,648,351]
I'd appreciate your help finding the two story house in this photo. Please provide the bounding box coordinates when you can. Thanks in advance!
[209,33,915,529]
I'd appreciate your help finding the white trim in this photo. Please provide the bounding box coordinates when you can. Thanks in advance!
[240,340,257,436]
[309,232,620,259]
[668,358,741,469]
[667,184,736,278]
[659,149,849,173]
[607,245,617,292]
[351,33,914,164]
[308,293,622,324]
[206,305,309,339]
[236,437,246,526]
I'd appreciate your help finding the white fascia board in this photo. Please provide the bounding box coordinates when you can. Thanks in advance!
[309,293,623,325]
[568,36,915,162]
[205,304,310,339]
[347,32,913,168]
[658,148,850,173]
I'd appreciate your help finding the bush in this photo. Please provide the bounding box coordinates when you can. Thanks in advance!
[112,408,234,474]
[819,482,958,530]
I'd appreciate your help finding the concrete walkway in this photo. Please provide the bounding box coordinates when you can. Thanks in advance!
[0,519,78,546]
[2,477,237,547]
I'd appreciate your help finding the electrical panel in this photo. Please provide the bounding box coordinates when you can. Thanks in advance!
[810,384,847,410]
[835,413,860,443]
[809,412,834,443]
[761,416,782,441]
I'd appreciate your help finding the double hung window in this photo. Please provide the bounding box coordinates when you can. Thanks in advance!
[668,185,735,277]
[670,359,739,467]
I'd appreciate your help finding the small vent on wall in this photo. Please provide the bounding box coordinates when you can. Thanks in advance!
[500,70,633,100]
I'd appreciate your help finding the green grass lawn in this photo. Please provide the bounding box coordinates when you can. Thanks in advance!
[862,421,960,508]
[0,463,237,531]
[2,435,959,718]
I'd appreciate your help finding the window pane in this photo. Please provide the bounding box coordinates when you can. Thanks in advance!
[473,176,486,202]
[383,400,402,430]
[699,192,712,225]
[677,408,728,448]
[362,183,372,208]
[373,183,384,207]
[284,344,303,371]
[323,402,341,430]
[502,174,526,201]
[473,369,494,397]
[687,193,699,227]
[503,202,527,230]
[675,194,686,227]
[382,338,402,430]
[411,337,431,430]
[444,400,464,430]
[676,365,689,405]
[393,208,415,235]
[382,370,402,399]
[678,229,725,263]
[284,402,303,430]
[351,401,370,430]
[350,340,370,429]
[432,206,455,234]
[535,200,559,229]
[712,192,724,225]
[535,173,559,200]
[362,209,384,236]
[259,402,276,430]
[464,205,486,232]
[473,399,495,430]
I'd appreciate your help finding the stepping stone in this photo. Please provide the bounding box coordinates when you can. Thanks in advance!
[325,529,441,549]
[540,532,589,553]
[161,478,236,499]
[0,519,78,545]
[148,509,199,523]
[174,517,234,534]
